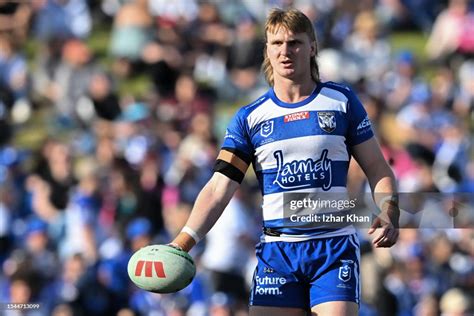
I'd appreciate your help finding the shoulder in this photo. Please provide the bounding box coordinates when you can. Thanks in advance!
[320,81,355,96]
[319,81,361,104]
[235,91,271,120]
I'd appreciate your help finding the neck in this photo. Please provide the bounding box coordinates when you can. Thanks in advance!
[273,77,317,103]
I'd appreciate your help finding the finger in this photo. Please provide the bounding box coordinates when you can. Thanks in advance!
[383,228,395,241]
[372,231,386,245]
[386,229,399,245]
[375,233,391,247]
[368,218,381,234]
[376,229,398,247]
[374,224,394,245]
[376,237,392,248]
[385,226,399,241]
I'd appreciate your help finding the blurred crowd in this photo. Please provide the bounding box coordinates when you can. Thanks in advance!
[0,0,473,315]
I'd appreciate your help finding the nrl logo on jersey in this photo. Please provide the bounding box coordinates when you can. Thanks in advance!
[260,120,274,137]
[318,111,336,133]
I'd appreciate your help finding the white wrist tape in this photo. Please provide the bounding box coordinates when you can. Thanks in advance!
[181,226,201,244]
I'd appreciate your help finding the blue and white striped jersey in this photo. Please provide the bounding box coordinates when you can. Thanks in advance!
[220,82,374,242]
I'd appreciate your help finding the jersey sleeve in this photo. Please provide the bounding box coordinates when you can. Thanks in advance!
[214,108,253,183]
[346,89,374,147]
[220,108,253,164]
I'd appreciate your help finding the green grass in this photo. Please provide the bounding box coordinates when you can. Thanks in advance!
[389,31,429,61]
[118,73,152,98]
[87,24,112,62]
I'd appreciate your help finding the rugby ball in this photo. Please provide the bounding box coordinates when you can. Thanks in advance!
[127,245,196,293]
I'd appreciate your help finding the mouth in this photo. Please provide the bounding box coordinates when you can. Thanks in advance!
[281,60,293,68]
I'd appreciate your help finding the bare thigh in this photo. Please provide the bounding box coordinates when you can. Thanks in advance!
[311,301,358,316]
[250,306,308,316]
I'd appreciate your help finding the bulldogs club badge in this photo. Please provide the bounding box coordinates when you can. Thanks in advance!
[318,111,336,133]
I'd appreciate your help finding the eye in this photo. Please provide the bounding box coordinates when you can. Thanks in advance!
[288,40,301,47]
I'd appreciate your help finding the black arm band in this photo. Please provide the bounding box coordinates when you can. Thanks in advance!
[214,159,245,183]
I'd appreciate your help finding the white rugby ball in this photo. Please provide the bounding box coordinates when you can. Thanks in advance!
[127,245,196,293]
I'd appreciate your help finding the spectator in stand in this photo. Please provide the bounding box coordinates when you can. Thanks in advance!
[4,270,44,316]
[33,39,100,123]
[187,2,231,87]
[343,10,391,81]
[88,72,122,121]
[413,294,439,316]
[101,157,139,235]
[426,0,474,64]
[23,218,58,282]
[165,113,216,204]
[28,139,76,215]
[156,73,213,129]
[31,0,92,41]
[141,40,182,98]
[147,0,199,25]
[109,0,153,77]
[135,152,165,234]
[439,288,472,316]
[383,51,429,111]
[453,59,474,116]
[0,33,29,106]
[223,13,265,101]
[0,1,32,43]
[0,32,31,126]
[59,159,101,264]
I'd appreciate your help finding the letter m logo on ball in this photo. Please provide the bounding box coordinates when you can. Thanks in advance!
[134,260,166,278]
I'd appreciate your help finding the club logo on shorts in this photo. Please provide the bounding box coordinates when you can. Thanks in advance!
[318,111,336,133]
[260,120,274,137]
[338,260,353,282]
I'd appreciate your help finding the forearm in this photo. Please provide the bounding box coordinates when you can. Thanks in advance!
[367,163,399,224]
[172,173,238,251]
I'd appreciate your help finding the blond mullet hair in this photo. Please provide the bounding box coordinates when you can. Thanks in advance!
[262,8,320,86]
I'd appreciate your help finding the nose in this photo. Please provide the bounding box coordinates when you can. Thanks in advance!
[280,42,290,57]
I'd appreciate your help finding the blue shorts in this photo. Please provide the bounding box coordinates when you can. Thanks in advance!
[249,234,360,309]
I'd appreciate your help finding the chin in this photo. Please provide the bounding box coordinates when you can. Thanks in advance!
[278,70,296,78]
